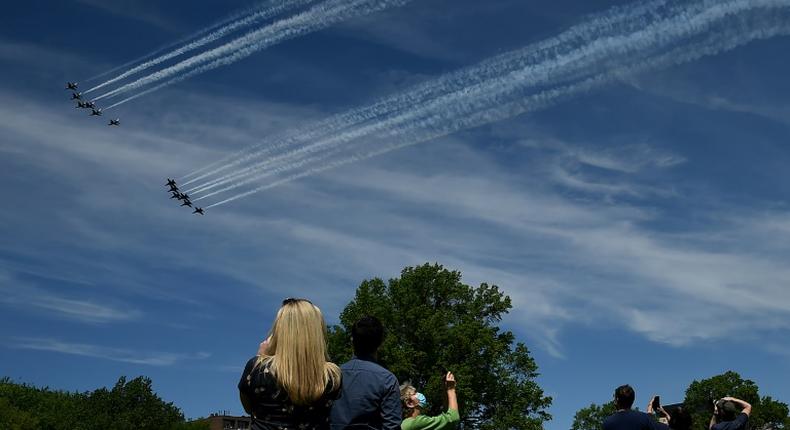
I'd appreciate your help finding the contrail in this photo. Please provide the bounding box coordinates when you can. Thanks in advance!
[85,0,315,95]
[205,20,790,208]
[183,0,672,190]
[191,0,785,196]
[94,0,412,104]
[83,0,308,84]
[196,0,790,207]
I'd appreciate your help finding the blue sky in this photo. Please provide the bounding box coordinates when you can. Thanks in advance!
[1,1,789,429]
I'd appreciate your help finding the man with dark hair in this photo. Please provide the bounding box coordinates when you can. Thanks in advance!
[603,385,669,430]
[330,316,401,430]
[710,397,751,430]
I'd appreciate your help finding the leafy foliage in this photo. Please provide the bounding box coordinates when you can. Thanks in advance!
[0,376,204,430]
[684,371,789,430]
[327,263,552,430]
[572,402,617,430]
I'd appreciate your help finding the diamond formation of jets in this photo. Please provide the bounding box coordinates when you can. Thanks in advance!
[65,82,117,126]
[165,179,204,215]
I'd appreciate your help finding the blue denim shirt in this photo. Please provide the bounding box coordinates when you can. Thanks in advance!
[330,355,402,430]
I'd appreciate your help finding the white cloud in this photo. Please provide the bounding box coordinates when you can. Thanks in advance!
[11,337,210,366]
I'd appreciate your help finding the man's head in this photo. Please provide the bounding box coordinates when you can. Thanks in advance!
[614,385,636,410]
[351,316,385,356]
[715,400,739,421]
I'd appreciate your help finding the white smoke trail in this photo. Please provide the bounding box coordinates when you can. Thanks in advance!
[183,0,672,190]
[193,0,785,196]
[200,3,790,207]
[85,0,315,95]
[83,0,308,85]
[94,0,412,104]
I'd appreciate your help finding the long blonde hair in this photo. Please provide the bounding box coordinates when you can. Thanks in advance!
[256,299,341,405]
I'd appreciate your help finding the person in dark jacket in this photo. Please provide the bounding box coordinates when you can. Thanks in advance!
[330,316,401,430]
[710,397,751,430]
[239,298,342,430]
[603,385,669,430]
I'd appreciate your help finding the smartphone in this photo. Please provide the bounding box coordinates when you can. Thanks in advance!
[652,396,661,411]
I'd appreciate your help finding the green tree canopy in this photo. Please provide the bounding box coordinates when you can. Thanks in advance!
[0,375,205,430]
[684,371,789,430]
[327,262,552,430]
[572,402,617,430]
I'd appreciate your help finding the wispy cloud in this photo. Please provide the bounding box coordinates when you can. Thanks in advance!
[0,271,141,324]
[11,337,210,366]
[75,0,182,32]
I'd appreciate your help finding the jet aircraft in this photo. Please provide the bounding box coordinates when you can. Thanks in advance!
[84,101,96,109]
[166,179,177,187]
[108,119,120,126]
[75,101,87,109]
[179,192,190,201]
[71,92,82,100]
[180,199,192,207]
[170,191,181,199]
[90,108,102,116]
[193,208,204,215]
[66,82,78,90]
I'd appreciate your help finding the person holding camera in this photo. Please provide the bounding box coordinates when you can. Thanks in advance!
[603,385,669,430]
[400,372,459,430]
[709,397,751,430]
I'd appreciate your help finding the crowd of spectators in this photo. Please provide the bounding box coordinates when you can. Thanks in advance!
[238,298,751,430]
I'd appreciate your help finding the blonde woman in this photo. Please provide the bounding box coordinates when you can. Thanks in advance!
[239,298,342,430]
[399,372,459,430]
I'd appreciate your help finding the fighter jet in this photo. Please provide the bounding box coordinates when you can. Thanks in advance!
[166,179,177,187]
[84,101,96,109]
[71,92,82,100]
[193,207,204,215]
[66,82,78,90]
[170,191,181,199]
[90,108,102,116]
[108,119,120,126]
[180,199,192,208]
[75,101,87,109]
[179,192,190,201]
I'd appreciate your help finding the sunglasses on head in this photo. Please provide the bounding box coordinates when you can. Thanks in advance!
[282,297,312,306]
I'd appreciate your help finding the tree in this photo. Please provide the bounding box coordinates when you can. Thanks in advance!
[0,397,39,430]
[83,376,185,430]
[327,263,552,430]
[0,376,193,430]
[572,402,617,430]
[684,371,789,430]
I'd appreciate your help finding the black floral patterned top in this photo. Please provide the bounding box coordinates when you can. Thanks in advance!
[238,356,342,430]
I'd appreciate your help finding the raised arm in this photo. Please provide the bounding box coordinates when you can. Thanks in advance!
[723,397,752,416]
[445,372,458,412]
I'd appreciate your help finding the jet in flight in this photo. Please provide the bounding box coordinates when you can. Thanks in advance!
[180,199,192,208]
[193,207,204,215]
[108,119,120,126]
[66,82,78,90]
[75,101,88,109]
[90,108,102,116]
[84,101,96,109]
[170,191,181,199]
[71,92,82,100]
[179,192,190,201]
[166,179,177,187]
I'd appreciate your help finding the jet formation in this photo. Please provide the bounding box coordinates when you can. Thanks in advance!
[65,82,119,126]
[166,179,204,215]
